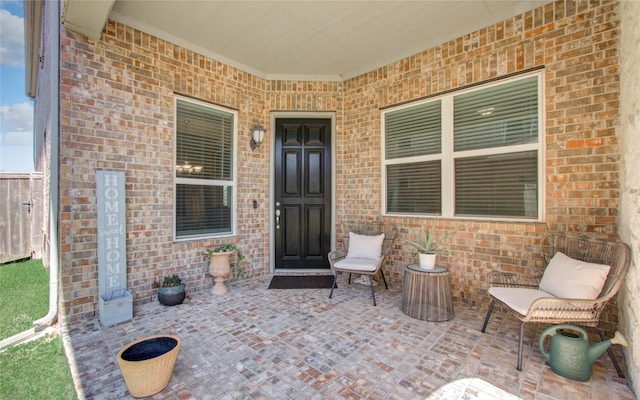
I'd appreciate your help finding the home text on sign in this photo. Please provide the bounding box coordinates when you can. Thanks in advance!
[97,170,127,300]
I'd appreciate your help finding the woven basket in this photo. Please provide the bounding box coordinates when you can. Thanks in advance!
[116,335,181,398]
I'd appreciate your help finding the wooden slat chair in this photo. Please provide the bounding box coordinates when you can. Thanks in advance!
[328,221,397,306]
[481,233,631,375]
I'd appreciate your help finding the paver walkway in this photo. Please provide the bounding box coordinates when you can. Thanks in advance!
[62,275,635,399]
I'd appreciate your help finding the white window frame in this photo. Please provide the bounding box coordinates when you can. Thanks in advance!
[173,96,238,241]
[382,71,545,222]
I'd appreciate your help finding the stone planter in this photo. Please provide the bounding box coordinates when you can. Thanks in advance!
[157,284,185,306]
[117,335,181,398]
[209,250,234,294]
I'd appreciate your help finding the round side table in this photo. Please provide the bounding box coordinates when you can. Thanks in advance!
[401,264,454,321]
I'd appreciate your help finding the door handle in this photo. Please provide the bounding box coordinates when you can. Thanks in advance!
[275,209,281,229]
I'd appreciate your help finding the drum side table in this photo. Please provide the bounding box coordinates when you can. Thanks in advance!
[401,264,454,321]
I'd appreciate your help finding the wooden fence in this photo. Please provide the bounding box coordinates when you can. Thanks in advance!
[0,173,43,264]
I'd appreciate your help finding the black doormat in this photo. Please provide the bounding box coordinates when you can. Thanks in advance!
[268,275,336,289]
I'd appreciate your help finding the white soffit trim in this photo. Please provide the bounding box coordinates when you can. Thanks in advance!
[63,0,116,40]
[24,0,43,98]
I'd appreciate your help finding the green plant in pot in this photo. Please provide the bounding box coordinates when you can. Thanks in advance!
[156,274,186,306]
[206,243,245,295]
[404,221,455,270]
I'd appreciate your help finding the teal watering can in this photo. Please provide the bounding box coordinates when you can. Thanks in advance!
[539,324,628,382]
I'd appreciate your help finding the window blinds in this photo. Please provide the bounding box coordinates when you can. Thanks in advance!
[455,151,538,218]
[176,99,233,180]
[454,76,538,152]
[383,73,541,219]
[175,184,232,237]
[385,100,441,159]
[386,161,442,214]
[175,99,235,238]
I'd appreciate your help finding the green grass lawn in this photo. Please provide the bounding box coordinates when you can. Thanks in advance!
[0,258,49,339]
[0,334,76,399]
[0,259,77,399]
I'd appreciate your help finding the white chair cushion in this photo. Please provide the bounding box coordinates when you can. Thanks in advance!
[489,287,555,315]
[538,251,611,299]
[334,257,379,272]
[347,232,385,261]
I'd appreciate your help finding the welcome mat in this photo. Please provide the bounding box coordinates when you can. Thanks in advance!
[268,275,336,289]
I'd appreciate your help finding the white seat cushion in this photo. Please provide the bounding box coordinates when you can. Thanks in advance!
[347,232,385,260]
[538,251,610,299]
[334,257,379,272]
[488,287,555,316]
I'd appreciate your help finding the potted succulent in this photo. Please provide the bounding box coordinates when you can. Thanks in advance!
[404,221,455,269]
[156,274,186,306]
[206,244,245,295]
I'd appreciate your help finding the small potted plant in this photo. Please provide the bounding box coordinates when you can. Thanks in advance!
[206,244,245,295]
[156,274,186,306]
[404,220,455,269]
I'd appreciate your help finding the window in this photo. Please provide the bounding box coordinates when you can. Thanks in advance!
[174,97,237,240]
[382,72,543,220]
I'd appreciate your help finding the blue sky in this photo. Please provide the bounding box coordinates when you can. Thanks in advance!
[0,0,34,173]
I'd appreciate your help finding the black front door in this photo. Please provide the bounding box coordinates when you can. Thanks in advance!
[274,118,332,269]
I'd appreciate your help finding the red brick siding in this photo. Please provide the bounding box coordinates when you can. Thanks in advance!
[339,0,621,330]
[59,0,622,332]
[59,21,345,322]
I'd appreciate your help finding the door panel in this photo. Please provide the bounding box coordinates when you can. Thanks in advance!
[306,151,323,195]
[283,205,301,257]
[275,118,331,269]
[284,150,302,195]
[305,205,324,258]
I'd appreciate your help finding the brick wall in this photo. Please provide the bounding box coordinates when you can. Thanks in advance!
[60,23,254,319]
[339,0,622,329]
[58,0,624,333]
[58,21,345,321]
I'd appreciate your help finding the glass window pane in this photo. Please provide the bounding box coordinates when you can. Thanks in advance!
[176,99,233,180]
[175,98,235,239]
[385,100,441,159]
[175,184,232,237]
[386,161,441,214]
[454,76,538,151]
[455,151,538,218]
[383,74,541,220]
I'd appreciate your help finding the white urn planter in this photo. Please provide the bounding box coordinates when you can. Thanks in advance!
[419,253,437,269]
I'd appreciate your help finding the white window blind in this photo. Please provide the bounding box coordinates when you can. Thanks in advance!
[386,161,441,214]
[175,98,236,239]
[176,100,233,180]
[382,72,542,220]
[385,100,441,159]
[454,76,538,151]
[455,152,538,218]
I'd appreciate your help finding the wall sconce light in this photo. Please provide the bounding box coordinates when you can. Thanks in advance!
[250,123,266,150]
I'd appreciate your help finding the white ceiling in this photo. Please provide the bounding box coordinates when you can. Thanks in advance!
[74,1,551,81]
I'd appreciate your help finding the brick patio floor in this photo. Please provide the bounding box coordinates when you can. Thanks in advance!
[62,275,635,400]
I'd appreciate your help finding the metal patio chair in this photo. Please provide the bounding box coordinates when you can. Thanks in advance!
[480,233,631,376]
[328,221,397,306]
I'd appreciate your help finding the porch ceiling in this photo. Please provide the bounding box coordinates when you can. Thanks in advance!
[64,0,550,81]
